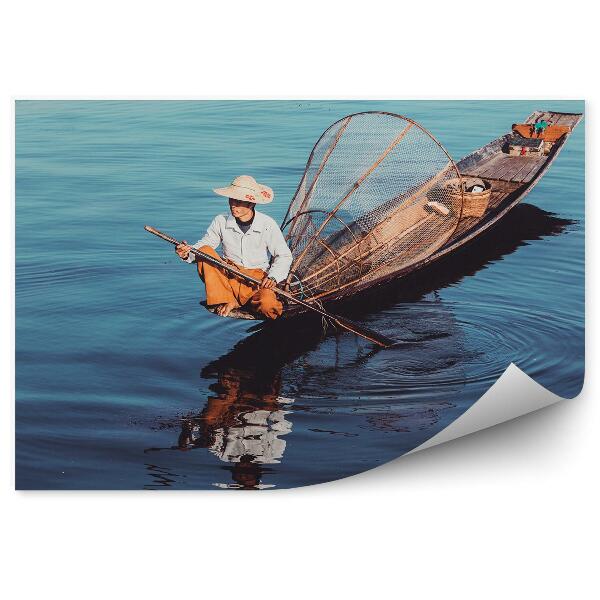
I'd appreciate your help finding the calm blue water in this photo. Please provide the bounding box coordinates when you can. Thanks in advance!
[15,100,584,490]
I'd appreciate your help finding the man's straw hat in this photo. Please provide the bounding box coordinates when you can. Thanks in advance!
[213,175,274,205]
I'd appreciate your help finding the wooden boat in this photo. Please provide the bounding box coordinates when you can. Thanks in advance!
[209,109,582,321]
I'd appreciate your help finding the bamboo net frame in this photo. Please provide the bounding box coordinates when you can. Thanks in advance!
[282,112,464,302]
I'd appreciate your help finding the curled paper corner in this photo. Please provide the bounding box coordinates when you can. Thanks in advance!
[407,363,564,455]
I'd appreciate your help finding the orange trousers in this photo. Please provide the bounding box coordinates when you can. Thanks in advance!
[196,246,283,320]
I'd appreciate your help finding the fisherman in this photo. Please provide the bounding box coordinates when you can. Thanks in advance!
[175,175,293,319]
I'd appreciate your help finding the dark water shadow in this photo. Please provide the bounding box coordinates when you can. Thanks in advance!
[143,204,573,489]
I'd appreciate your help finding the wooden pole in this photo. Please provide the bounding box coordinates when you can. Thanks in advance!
[144,225,396,349]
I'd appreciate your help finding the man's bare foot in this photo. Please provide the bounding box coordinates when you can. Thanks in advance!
[215,301,239,317]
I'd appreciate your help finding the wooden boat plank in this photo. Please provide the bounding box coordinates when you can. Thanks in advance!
[484,155,511,178]
[501,157,544,182]
[483,157,516,181]
[461,153,502,178]
[452,216,478,238]
[504,156,542,182]
[481,156,511,179]
[489,156,535,181]
[518,157,549,183]
[455,135,511,174]
[462,148,520,181]
[464,148,548,184]
[563,115,582,128]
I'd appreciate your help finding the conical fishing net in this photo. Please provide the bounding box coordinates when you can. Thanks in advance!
[281,112,464,301]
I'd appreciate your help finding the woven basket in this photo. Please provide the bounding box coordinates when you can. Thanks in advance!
[443,177,492,219]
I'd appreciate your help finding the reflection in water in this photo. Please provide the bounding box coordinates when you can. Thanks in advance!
[145,464,182,489]
[145,204,574,489]
[145,326,325,489]
[180,369,293,489]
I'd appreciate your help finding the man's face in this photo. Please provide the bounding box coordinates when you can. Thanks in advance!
[229,198,255,221]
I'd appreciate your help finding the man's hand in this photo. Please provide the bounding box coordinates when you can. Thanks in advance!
[176,240,192,260]
[260,276,277,289]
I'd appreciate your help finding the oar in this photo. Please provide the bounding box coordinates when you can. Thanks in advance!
[144,225,395,348]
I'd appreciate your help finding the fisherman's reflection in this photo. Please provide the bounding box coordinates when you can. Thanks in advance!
[177,367,293,489]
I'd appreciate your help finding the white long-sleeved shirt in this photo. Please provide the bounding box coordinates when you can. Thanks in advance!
[208,403,293,465]
[186,210,293,283]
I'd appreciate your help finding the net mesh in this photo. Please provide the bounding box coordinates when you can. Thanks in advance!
[282,112,463,301]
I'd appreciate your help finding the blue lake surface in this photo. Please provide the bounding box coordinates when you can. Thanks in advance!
[15,100,584,490]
